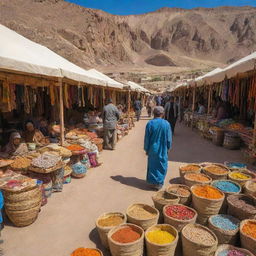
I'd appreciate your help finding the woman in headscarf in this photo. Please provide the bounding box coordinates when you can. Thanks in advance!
[24,121,49,146]
[0,132,28,158]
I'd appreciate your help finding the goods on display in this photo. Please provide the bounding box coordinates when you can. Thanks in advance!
[10,157,31,169]
[180,164,201,172]
[204,165,229,175]
[224,162,247,170]
[66,144,85,152]
[98,215,124,227]
[71,248,102,256]
[111,226,141,243]
[229,172,251,180]
[185,173,210,181]
[218,249,247,256]
[0,159,14,168]
[167,185,190,197]
[227,123,245,131]
[127,204,157,220]
[152,191,180,212]
[146,229,175,244]
[212,180,240,193]
[31,153,61,169]
[244,181,256,197]
[165,205,195,220]
[192,185,223,199]
[247,182,256,191]
[242,221,256,239]
[211,215,240,231]
[182,224,216,246]
[215,244,254,256]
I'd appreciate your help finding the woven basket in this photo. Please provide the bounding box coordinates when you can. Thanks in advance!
[184,173,212,188]
[181,224,218,256]
[163,204,197,232]
[214,244,254,256]
[145,224,178,256]
[203,164,230,180]
[244,180,256,198]
[227,194,256,220]
[29,161,65,174]
[240,219,256,254]
[228,171,253,186]
[224,162,247,171]
[152,191,180,212]
[166,184,191,206]
[179,164,201,182]
[208,214,240,245]
[5,203,41,227]
[191,185,224,224]
[108,223,144,256]
[3,186,40,202]
[126,203,159,230]
[96,212,127,249]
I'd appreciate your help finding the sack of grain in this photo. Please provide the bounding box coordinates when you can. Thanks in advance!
[214,244,254,256]
[179,164,201,182]
[203,164,230,180]
[244,180,256,198]
[166,184,191,206]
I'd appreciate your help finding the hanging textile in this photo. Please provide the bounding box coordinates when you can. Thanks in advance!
[50,83,55,106]
[81,86,85,107]
[64,83,70,109]
[24,86,30,114]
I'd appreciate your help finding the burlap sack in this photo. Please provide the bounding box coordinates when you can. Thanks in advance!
[108,223,144,256]
[240,219,256,255]
[208,214,240,245]
[179,164,201,183]
[244,180,256,198]
[214,244,254,256]
[145,224,178,256]
[181,224,218,256]
[184,173,212,188]
[166,184,191,206]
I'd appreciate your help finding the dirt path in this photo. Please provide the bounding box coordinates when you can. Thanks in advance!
[3,115,248,256]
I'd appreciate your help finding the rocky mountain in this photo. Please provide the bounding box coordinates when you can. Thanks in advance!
[0,0,256,73]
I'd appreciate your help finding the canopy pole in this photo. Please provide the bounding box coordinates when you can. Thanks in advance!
[253,109,256,149]
[207,86,212,114]
[59,78,65,146]
[192,86,196,112]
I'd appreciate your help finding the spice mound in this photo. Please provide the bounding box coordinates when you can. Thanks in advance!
[228,195,256,214]
[66,144,85,152]
[211,215,239,231]
[230,172,251,180]
[32,152,61,169]
[111,226,141,243]
[128,204,157,220]
[185,173,210,182]
[183,225,216,246]
[98,215,124,227]
[167,185,190,197]
[71,248,101,256]
[242,221,256,239]
[147,229,175,244]
[180,164,200,172]
[213,181,240,193]
[193,185,223,199]
[165,205,195,220]
[218,249,246,256]
[204,165,228,175]
[11,157,31,169]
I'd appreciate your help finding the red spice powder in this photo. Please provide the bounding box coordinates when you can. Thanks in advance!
[111,227,141,243]
[165,205,195,220]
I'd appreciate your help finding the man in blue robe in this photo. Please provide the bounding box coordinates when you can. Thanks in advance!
[144,106,172,190]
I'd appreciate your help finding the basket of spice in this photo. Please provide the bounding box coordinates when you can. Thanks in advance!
[227,194,256,220]
[179,164,201,182]
[244,180,256,198]
[10,156,31,174]
[228,171,253,186]
[191,184,225,225]
[166,184,191,205]
[66,144,87,155]
[181,223,218,256]
[212,180,241,213]
[208,214,240,245]
[163,204,197,232]
[70,247,103,256]
[108,223,144,256]
[126,203,159,231]
[203,164,230,180]
[240,219,256,255]
[145,224,178,256]
[214,244,254,256]
[224,162,247,171]
[96,212,127,248]
[184,173,212,188]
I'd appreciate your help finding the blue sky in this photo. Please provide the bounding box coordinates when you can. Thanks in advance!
[66,0,256,15]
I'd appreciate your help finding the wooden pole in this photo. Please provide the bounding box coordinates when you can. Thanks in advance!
[207,86,212,114]
[192,86,196,112]
[59,78,65,146]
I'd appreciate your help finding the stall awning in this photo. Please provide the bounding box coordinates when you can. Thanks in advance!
[0,24,108,87]
[127,81,149,93]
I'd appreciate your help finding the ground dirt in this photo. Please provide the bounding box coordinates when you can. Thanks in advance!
[3,113,250,256]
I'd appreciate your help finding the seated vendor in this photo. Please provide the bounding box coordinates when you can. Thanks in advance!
[0,132,28,158]
[198,102,206,115]
[216,98,228,120]
[88,111,102,124]
[38,118,49,137]
[48,124,59,143]
[24,121,49,146]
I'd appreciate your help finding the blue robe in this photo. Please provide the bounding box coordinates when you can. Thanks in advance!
[144,118,172,185]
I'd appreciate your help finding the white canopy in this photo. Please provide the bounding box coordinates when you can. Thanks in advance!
[88,69,123,89]
[0,24,109,87]
[194,68,223,86]
[127,81,149,93]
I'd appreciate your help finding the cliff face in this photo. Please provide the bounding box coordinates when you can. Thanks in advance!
[1,0,256,71]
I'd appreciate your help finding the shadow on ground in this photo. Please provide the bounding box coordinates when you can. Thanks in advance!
[110,175,154,191]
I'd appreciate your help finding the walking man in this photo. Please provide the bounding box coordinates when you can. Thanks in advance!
[144,106,172,190]
[102,99,120,150]
[133,98,142,122]
[164,96,178,134]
